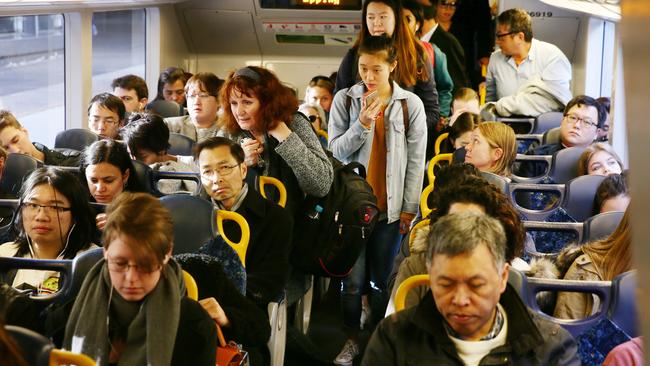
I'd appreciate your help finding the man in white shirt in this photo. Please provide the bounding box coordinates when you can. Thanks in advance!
[485,8,572,117]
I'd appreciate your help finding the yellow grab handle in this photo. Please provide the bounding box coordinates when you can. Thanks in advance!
[434,132,449,156]
[259,176,287,208]
[50,349,96,366]
[427,153,452,185]
[316,128,328,141]
[183,270,199,301]
[394,274,430,312]
[420,184,434,218]
[216,210,250,268]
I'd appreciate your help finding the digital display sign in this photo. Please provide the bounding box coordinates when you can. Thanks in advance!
[260,0,362,10]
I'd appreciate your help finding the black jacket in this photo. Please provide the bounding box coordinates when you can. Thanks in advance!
[430,27,471,93]
[171,297,218,366]
[34,142,81,167]
[362,285,580,366]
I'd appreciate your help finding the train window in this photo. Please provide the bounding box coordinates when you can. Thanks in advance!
[260,0,362,10]
[0,14,64,146]
[91,9,146,96]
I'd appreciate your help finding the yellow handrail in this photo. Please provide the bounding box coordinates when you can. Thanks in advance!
[434,132,449,156]
[182,270,199,301]
[394,274,430,312]
[419,184,434,219]
[259,176,287,208]
[408,219,430,253]
[427,153,453,185]
[216,210,250,267]
[316,128,328,141]
[50,349,96,366]
[479,64,487,106]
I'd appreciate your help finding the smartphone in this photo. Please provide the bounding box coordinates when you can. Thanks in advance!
[364,90,378,107]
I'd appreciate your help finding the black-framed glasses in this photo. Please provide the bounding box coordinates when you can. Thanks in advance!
[495,31,517,39]
[107,258,160,274]
[564,114,599,128]
[307,115,320,123]
[201,163,241,179]
[22,202,71,215]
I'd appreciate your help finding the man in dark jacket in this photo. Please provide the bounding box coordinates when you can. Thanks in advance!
[195,136,292,310]
[363,213,580,365]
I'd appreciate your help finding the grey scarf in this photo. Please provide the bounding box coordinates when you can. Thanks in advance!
[64,258,185,365]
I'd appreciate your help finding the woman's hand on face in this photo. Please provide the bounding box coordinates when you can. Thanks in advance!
[241,138,263,167]
[199,297,230,327]
[268,121,292,142]
[359,97,383,129]
[96,213,107,231]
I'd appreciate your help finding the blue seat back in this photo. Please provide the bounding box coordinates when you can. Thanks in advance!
[510,182,566,221]
[1,154,41,197]
[0,256,72,304]
[66,248,104,300]
[168,133,195,156]
[159,195,216,254]
[480,171,509,195]
[6,325,53,366]
[523,221,583,257]
[54,129,99,151]
[562,174,606,222]
[515,134,543,153]
[549,147,586,184]
[533,111,563,134]
[583,211,624,243]
[609,270,638,337]
[146,100,184,118]
[497,116,536,134]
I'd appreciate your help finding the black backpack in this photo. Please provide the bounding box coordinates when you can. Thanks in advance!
[291,153,379,277]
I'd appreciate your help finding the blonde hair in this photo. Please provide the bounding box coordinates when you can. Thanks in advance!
[577,142,624,176]
[477,122,517,177]
[103,192,173,266]
[453,87,479,103]
[582,208,632,281]
[0,110,23,135]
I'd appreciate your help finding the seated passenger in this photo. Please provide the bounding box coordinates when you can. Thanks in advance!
[392,174,527,310]
[154,66,189,107]
[195,137,292,309]
[87,92,126,140]
[305,75,335,114]
[111,74,148,113]
[553,208,632,319]
[298,102,328,132]
[485,8,572,117]
[0,110,81,166]
[164,72,223,142]
[438,111,480,153]
[595,173,630,214]
[603,337,644,366]
[64,192,217,365]
[465,121,517,178]
[0,167,97,293]
[81,140,144,229]
[363,213,579,365]
[577,142,623,176]
[596,96,611,142]
[121,113,197,195]
[518,95,607,177]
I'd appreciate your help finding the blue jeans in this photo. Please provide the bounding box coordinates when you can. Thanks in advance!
[340,219,401,330]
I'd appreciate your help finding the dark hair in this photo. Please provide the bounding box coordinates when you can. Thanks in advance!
[219,66,298,135]
[155,67,189,101]
[13,167,95,259]
[111,74,148,100]
[596,96,611,114]
[433,163,482,194]
[355,0,429,86]
[87,93,126,123]
[193,136,245,164]
[308,75,335,95]
[497,8,533,42]
[185,72,224,98]
[421,1,436,20]
[594,173,629,215]
[359,34,398,65]
[449,112,481,145]
[431,175,526,261]
[401,0,424,35]
[121,113,171,158]
[564,95,608,129]
[82,140,143,194]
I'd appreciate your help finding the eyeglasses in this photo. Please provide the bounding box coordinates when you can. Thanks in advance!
[22,202,71,215]
[187,92,214,100]
[495,31,517,39]
[439,1,457,8]
[201,163,241,179]
[107,259,161,274]
[307,115,320,123]
[89,117,118,126]
[564,114,598,128]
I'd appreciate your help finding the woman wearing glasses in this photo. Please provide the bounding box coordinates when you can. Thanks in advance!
[64,192,217,365]
[164,72,224,143]
[0,167,97,294]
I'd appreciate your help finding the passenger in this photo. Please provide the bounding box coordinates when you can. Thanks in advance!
[111,74,149,113]
[595,173,630,214]
[363,213,579,365]
[438,111,480,153]
[193,137,292,309]
[64,192,217,365]
[164,72,223,142]
[419,0,470,93]
[519,95,607,177]
[392,175,527,310]
[485,8,572,117]
[121,113,197,195]
[219,66,333,215]
[0,110,81,166]
[305,75,335,113]
[552,208,632,319]
[154,66,190,107]
[335,0,440,160]
[329,35,427,365]
[465,121,517,178]
[436,0,493,89]
[298,102,328,132]
[81,140,144,229]
[402,0,454,118]
[602,337,645,366]
[87,92,126,140]
[451,87,480,118]
[0,167,97,293]
[596,96,611,141]
[577,142,624,176]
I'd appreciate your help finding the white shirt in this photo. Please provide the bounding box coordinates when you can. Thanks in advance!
[420,23,438,43]
[449,303,509,366]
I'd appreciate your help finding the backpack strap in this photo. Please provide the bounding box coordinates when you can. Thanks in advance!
[400,99,409,135]
[345,94,351,115]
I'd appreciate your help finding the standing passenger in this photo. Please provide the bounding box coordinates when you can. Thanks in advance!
[154,66,190,107]
[305,75,335,113]
[329,35,427,365]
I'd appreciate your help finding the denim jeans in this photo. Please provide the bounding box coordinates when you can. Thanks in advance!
[340,219,402,330]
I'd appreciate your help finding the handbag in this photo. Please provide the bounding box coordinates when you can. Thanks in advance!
[215,322,249,366]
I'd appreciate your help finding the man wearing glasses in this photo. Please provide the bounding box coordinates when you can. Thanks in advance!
[485,8,572,117]
[87,92,126,139]
[194,136,291,310]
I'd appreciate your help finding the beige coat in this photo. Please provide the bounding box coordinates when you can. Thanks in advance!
[553,253,602,319]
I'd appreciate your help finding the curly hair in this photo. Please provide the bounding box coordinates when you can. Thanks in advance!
[219,66,298,135]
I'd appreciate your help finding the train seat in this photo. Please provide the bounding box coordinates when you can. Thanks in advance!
[532,111,564,134]
[54,129,99,151]
[542,127,561,145]
[146,100,184,118]
[6,325,97,366]
[1,153,41,197]
[168,132,195,156]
